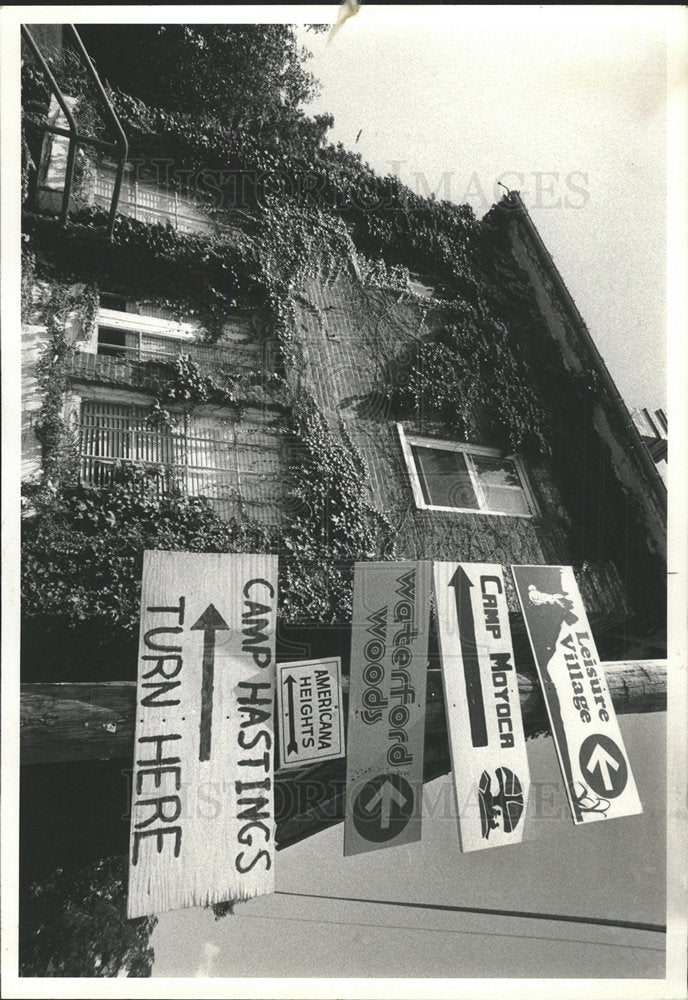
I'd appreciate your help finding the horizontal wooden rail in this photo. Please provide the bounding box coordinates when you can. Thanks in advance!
[20,660,667,768]
[19,661,667,851]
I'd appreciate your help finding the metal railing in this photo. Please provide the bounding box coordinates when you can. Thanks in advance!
[22,24,128,239]
[77,401,285,524]
[92,168,215,236]
[91,335,258,374]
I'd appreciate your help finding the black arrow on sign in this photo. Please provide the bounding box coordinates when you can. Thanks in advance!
[191,604,230,762]
[284,674,298,756]
[449,567,488,748]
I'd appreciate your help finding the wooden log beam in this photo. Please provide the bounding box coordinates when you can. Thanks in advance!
[20,660,667,767]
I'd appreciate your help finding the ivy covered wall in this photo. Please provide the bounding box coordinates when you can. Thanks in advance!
[20,26,666,681]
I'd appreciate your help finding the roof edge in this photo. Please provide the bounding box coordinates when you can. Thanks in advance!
[503,191,667,509]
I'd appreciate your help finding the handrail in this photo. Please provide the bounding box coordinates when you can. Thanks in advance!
[76,339,252,371]
[65,25,128,240]
[21,24,128,240]
[21,25,78,227]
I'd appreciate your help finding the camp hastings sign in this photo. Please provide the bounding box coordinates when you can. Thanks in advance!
[434,563,531,852]
[512,565,642,824]
[277,657,344,769]
[344,561,432,856]
[127,551,278,919]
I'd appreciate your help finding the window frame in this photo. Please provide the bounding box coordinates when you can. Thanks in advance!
[71,389,286,525]
[90,306,198,362]
[396,423,538,518]
[97,306,198,341]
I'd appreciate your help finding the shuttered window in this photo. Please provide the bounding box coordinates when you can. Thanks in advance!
[79,400,284,523]
[93,164,213,234]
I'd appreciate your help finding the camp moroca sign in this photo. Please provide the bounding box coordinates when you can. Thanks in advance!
[434,563,531,852]
[127,551,278,919]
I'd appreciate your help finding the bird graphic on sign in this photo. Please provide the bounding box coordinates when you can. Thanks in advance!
[328,0,361,44]
[527,583,578,625]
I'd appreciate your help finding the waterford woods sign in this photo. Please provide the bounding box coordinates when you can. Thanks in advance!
[344,561,432,857]
[127,551,278,919]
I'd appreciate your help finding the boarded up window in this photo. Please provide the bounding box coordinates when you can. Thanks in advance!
[79,400,284,523]
[93,164,214,235]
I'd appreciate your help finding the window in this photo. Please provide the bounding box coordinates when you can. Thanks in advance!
[78,399,285,523]
[90,306,197,363]
[397,424,536,517]
[86,305,246,373]
[96,327,128,358]
[93,162,214,235]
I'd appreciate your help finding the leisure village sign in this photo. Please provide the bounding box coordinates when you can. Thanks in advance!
[512,565,641,823]
[127,552,642,918]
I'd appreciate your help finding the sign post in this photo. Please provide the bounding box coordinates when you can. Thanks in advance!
[512,564,642,824]
[127,551,278,918]
[276,657,344,769]
[344,561,431,856]
[434,563,531,851]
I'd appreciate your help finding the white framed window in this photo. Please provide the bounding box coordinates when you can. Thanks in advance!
[85,305,227,369]
[95,306,197,355]
[397,423,537,517]
[82,305,256,374]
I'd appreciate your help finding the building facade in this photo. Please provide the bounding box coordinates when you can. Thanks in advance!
[20,26,667,675]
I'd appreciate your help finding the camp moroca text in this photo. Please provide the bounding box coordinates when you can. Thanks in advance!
[479,574,516,750]
[130,578,276,876]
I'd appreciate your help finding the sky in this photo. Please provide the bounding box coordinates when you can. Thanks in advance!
[294,8,669,413]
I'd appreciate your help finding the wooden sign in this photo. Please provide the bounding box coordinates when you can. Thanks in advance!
[512,565,642,824]
[127,551,278,919]
[434,563,531,851]
[277,657,344,769]
[344,561,431,857]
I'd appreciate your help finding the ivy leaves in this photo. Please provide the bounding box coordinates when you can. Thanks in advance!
[382,315,551,453]
[278,392,394,624]
[21,473,279,634]
[154,355,214,405]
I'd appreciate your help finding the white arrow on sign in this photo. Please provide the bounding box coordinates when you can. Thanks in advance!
[586,742,620,792]
[366,780,407,829]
